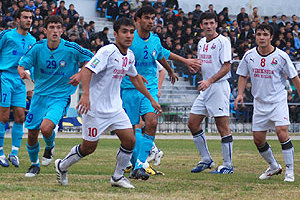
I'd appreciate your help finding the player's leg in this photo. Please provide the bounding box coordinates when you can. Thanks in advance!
[188,113,214,172]
[0,106,10,167]
[8,106,25,167]
[210,116,234,174]
[25,129,41,177]
[276,125,294,182]
[111,128,135,188]
[253,131,282,180]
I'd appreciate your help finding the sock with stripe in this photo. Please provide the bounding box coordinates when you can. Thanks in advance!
[113,145,133,179]
[43,130,56,150]
[59,144,84,172]
[192,130,212,163]
[27,142,40,167]
[281,139,294,175]
[257,142,279,170]
[11,122,24,156]
[221,135,233,168]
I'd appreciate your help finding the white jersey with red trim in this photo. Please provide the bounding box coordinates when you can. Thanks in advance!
[237,47,298,103]
[85,44,137,117]
[197,34,232,82]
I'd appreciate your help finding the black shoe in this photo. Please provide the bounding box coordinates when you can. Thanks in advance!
[42,145,55,166]
[25,165,40,177]
[129,168,149,180]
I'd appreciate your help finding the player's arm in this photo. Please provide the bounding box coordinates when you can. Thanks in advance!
[76,67,93,114]
[158,67,166,98]
[169,52,202,73]
[157,56,178,84]
[17,66,31,80]
[129,74,162,115]
[234,75,247,110]
[69,62,89,86]
[291,75,300,97]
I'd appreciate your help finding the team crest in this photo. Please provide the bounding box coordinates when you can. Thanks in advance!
[91,58,100,68]
[271,58,278,66]
[28,45,32,49]
[152,49,157,57]
[59,60,66,67]
[211,43,216,49]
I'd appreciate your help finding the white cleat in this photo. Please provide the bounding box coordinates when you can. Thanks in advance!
[154,150,163,166]
[55,159,68,186]
[284,173,295,182]
[42,145,55,166]
[147,151,156,162]
[259,164,282,180]
[110,176,135,189]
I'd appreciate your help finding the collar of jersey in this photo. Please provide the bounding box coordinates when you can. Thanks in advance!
[113,43,127,56]
[206,33,219,43]
[256,46,276,57]
[136,29,151,41]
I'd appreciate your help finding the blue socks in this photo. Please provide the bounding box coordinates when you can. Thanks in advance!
[11,122,24,156]
[131,128,143,166]
[0,122,5,156]
[134,133,154,170]
[43,130,56,150]
[27,142,40,167]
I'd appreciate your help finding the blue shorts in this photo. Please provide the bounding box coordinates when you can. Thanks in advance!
[121,88,158,125]
[25,94,70,130]
[0,71,26,108]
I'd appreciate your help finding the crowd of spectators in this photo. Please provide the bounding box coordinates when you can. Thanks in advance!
[0,0,299,122]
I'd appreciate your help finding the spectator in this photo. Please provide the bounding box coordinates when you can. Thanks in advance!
[8,3,19,18]
[249,7,261,23]
[237,7,248,26]
[142,0,152,7]
[192,4,202,23]
[285,22,292,32]
[218,7,230,23]
[183,38,196,56]
[165,0,179,10]
[67,23,80,38]
[76,16,86,33]
[90,37,103,51]
[34,8,43,21]
[278,14,288,28]
[294,34,300,50]
[118,0,131,19]
[3,12,13,24]
[153,0,163,10]
[68,4,79,23]
[106,0,118,21]
[40,1,49,18]
[155,13,164,26]
[96,0,108,17]
[76,32,91,49]
[89,21,96,38]
[98,27,110,45]
[68,33,77,42]
[292,24,299,39]
[49,1,57,15]
[292,14,300,27]
[240,16,250,29]
[0,15,6,29]
[56,0,67,16]
[270,15,279,38]
[25,0,37,14]
[205,4,217,15]
[34,0,43,8]
[239,23,254,42]
[130,0,142,12]
[82,23,91,40]
[17,1,25,9]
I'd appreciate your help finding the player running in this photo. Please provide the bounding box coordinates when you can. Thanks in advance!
[0,8,36,168]
[17,15,93,177]
[235,24,300,182]
[54,17,161,189]
[188,12,234,174]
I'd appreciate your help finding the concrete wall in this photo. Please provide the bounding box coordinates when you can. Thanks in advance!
[63,0,98,18]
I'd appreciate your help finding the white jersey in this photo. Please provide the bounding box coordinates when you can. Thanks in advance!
[85,44,138,117]
[237,47,298,103]
[197,34,232,82]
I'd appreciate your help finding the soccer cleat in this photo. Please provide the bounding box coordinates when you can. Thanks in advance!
[111,176,135,189]
[55,159,68,186]
[0,155,9,167]
[25,165,40,177]
[42,145,55,166]
[259,164,282,180]
[147,150,156,162]
[284,173,294,182]
[124,165,133,173]
[154,149,163,166]
[210,165,234,174]
[191,160,215,173]
[8,154,19,167]
[145,165,165,176]
[129,168,150,180]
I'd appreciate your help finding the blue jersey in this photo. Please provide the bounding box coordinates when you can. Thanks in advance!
[121,30,170,89]
[19,38,93,97]
[0,28,36,75]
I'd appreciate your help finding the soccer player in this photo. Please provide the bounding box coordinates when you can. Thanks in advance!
[188,12,234,174]
[121,6,201,180]
[0,8,36,168]
[17,15,93,177]
[54,17,161,188]
[234,24,300,182]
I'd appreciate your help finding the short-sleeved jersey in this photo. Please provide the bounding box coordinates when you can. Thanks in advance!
[197,34,231,81]
[0,28,36,75]
[19,38,93,97]
[85,44,137,117]
[237,47,298,103]
[121,30,170,89]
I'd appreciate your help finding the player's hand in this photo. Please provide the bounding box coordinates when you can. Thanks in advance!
[151,99,162,116]
[19,70,31,80]
[140,75,149,85]
[198,79,212,91]
[69,73,81,86]
[168,71,178,84]
[234,94,245,110]
[77,95,90,115]
[158,88,162,98]
[184,58,202,73]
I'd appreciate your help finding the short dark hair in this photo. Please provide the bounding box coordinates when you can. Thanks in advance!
[256,24,274,36]
[136,6,156,19]
[15,8,32,19]
[44,15,63,28]
[200,12,218,24]
[113,17,135,32]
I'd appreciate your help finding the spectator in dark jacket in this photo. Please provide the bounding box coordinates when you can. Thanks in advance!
[237,7,248,26]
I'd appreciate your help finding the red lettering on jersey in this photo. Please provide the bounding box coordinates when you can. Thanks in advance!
[203,44,209,52]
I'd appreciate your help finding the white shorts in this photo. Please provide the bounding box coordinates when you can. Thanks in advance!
[252,99,290,131]
[190,81,230,117]
[82,110,132,141]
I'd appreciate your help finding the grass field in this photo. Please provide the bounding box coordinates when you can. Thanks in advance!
[1,138,300,200]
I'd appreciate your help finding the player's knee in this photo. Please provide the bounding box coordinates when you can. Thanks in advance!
[253,137,265,147]
[146,117,158,129]
[14,114,25,124]
[40,124,53,136]
[0,112,9,124]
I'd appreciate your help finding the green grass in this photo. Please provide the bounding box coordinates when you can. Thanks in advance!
[1,138,300,200]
